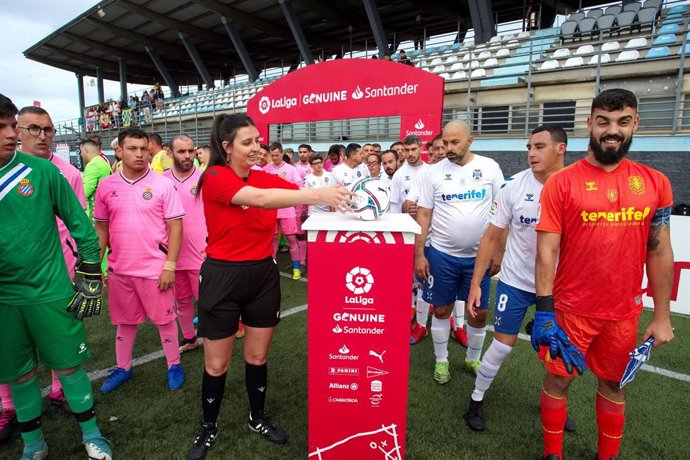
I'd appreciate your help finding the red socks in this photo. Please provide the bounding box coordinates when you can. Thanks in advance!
[596,392,625,459]
[541,388,567,458]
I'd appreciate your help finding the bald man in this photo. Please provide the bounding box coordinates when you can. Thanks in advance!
[80,139,112,219]
[414,120,504,385]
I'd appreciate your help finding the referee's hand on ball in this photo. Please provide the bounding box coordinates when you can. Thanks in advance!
[321,185,355,213]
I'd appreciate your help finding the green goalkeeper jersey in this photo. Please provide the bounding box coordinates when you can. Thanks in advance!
[0,151,101,305]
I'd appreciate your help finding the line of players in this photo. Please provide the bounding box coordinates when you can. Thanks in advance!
[1,88,674,460]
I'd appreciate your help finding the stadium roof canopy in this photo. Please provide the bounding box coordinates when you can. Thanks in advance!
[25,0,611,92]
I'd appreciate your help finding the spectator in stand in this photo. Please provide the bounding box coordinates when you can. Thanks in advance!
[141,91,152,124]
[383,53,391,61]
[128,96,138,126]
[150,133,173,173]
[80,140,113,219]
[86,106,97,131]
[414,14,426,50]
[398,50,413,66]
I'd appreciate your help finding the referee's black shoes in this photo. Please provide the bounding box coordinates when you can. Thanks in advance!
[187,421,218,460]
[248,412,288,445]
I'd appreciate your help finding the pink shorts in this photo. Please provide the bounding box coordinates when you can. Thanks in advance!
[174,269,200,300]
[275,217,298,236]
[295,205,308,234]
[108,274,176,325]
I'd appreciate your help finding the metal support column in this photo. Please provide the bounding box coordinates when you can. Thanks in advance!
[362,0,389,57]
[467,0,496,45]
[221,16,259,82]
[278,0,314,65]
[96,67,105,103]
[145,47,180,97]
[76,73,86,123]
[118,58,127,103]
[179,33,215,89]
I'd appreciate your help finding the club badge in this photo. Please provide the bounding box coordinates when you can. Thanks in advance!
[142,187,153,200]
[17,178,34,197]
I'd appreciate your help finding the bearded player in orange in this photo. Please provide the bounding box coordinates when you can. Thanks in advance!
[533,88,674,460]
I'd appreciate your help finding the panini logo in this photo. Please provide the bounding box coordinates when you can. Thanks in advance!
[580,207,650,224]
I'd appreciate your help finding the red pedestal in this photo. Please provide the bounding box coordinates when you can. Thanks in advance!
[303,213,420,460]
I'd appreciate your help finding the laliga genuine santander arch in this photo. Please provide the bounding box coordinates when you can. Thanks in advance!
[247,58,445,149]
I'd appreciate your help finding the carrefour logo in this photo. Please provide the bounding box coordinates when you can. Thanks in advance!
[441,189,487,202]
[346,266,374,294]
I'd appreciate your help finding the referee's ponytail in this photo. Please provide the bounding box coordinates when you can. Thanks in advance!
[197,113,255,196]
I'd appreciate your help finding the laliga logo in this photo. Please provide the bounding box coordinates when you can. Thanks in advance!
[258,96,271,114]
[351,86,364,100]
[346,267,374,294]
[414,119,425,129]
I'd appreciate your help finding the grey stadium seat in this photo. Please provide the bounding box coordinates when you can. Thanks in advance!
[587,8,604,19]
[597,14,617,34]
[637,7,658,29]
[644,0,663,12]
[616,11,638,34]
[560,20,579,42]
[578,17,598,38]
[623,1,642,13]
[569,11,586,22]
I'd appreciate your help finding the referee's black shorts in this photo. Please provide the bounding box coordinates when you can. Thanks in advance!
[197,256,281,340]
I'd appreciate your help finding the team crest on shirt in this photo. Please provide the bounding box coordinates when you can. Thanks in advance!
[356,171,362,178]
[17,179,34,197]
[472,169,482,182]
[191,185,199,196]
[628,176,645,195]
[142,188,153,200]
[607,188,618,202]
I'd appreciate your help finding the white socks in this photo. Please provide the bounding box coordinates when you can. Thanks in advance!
[430,316,450,362]
[416,298,430,327]
[452,300,465,329]
[466,324,487,362]
[471,339,513,402]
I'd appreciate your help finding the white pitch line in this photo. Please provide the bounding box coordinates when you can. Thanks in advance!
[486,325,690,383]
[41,303,308,396]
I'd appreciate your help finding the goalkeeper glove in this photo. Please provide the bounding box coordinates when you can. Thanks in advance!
[66,261,103,320]
[530,296,587,375]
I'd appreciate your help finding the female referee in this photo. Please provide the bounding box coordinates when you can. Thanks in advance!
[186,113,352,460]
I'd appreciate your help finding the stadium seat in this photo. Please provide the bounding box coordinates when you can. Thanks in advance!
[637,7,659,28]
[564,56,584,67]
[659,24,680,35]
[449,62,465,72]
[617,49,640,61]
[482,58,498,68]
[489,35,502,44]
[439,45,451,54]
[496,48,511,58]
[568,11,586,22]
[645,46,670,58]
[616,11,638,32]
[560,20,579,41]
[668,4,689,15]
[644,0,662,11]
[578,17,598,37]
[602,41,620,52]
[517,31,531,40]
[605,5,622,16]
[623,1,642,13]
[662,15,684,25]
[596,14,616,33]
[575,44,595,55]
[540,59,559,70]
[587,8,604,18]
[470,68,486,78]
[678,43,690,55]
[625,37,648,48]
[445,55,459,64]
[462,53,478,62]
[552,48,570,58]
[450,70,467,80]
[589,53,611,64]
[439,72,450,79]
[653,34,677,46]
[468,60,480,69]
[432,65,446,73]
[451,42,463,51]
[477,50,492,60]
[502,33,517,41]
[506,40,519,49]
[430,57,443,66]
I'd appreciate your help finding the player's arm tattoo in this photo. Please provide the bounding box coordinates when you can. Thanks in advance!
[647,207,671,251]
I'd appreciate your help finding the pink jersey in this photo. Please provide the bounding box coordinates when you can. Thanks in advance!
[51,154,87,276]
[295,162,312,180]
[263,162,302,218]
[94,169,185,279]
[163,168,207,270]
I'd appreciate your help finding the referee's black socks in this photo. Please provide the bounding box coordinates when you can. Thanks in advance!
[202,370,226,424]
[245,362,268,420]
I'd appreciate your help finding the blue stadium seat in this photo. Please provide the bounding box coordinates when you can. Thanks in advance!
[668,4,688,15]
[645,46,670,58]
[678,43,690,56]
[653,34,677,46]
[662,15,684,25]
[658,24,680,35]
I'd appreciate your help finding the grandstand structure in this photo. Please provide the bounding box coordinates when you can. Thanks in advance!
[26,0,690,201]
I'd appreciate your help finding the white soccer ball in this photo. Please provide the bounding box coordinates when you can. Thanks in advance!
[348,177,390,221]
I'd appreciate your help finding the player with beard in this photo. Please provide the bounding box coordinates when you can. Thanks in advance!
[533,89,674,460]
[379,149,399,188]
[164,135,210,352]
[415,121,504,384]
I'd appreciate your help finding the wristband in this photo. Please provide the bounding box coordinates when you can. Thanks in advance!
[535,295,555,312]
[163,261,177,272]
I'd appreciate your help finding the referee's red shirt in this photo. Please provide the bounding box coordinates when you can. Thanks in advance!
[201,165,299,262]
